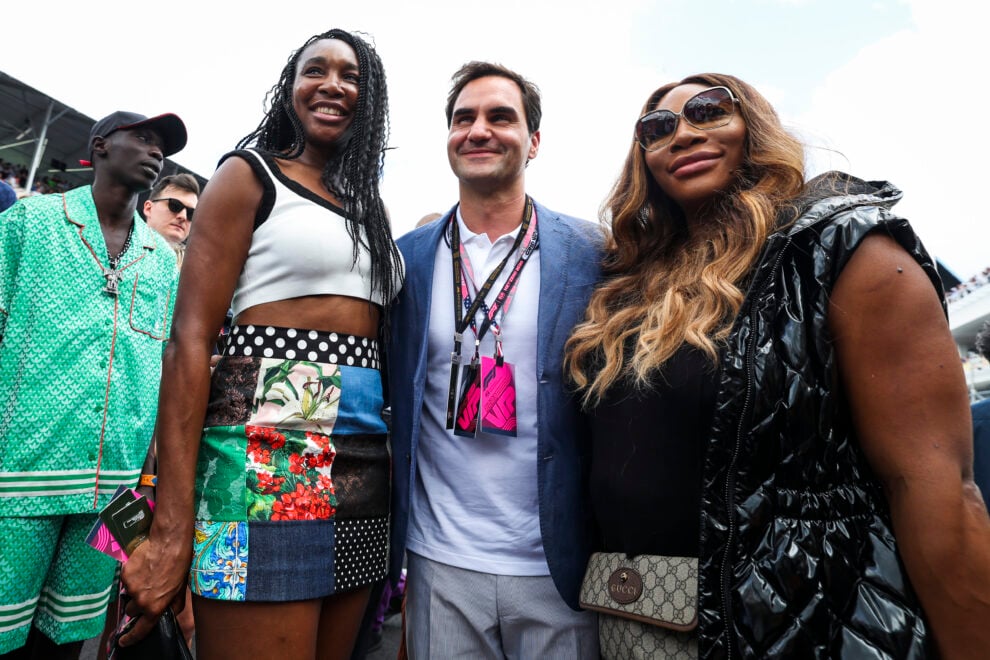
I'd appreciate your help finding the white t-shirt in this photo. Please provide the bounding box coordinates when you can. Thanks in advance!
[406,208,549,576]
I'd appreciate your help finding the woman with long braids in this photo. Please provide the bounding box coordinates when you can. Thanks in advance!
[565,74,990,658]
[120,29,403,658]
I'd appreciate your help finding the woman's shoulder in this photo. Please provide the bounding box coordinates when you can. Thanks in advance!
[216,148,272,181]
[789,171,903,230]
[800,171,900,200]
[197,151,269,227]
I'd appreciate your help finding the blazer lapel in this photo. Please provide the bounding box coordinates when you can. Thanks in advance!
[402,210,453,383]
[535,201,569,379]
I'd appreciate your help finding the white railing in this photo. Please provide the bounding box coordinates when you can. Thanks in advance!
[949,283,990,335]
[949,280,990,313]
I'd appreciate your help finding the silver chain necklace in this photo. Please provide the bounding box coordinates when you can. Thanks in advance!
[103,223,134,296]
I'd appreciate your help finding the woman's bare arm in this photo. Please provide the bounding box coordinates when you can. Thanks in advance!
[830,231,990,658]
[119,156,262,644]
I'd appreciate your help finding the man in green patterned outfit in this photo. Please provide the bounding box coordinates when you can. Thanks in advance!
[0,111,187,658]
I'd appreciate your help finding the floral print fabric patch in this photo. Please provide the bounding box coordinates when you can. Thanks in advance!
[246,426,338,521]
[195,425,341,522]
[250,359,341,434]
[190,521,248,601]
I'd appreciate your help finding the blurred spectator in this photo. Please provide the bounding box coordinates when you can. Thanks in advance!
[972,322,990,509]
[142,173,199,268]
[0,180,16,212]
[415,212,442,228]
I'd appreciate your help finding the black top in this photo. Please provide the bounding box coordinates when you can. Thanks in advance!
[589,345,717,558]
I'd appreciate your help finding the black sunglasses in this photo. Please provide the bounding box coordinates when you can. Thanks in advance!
[635,86,740,152]
[151,197,194,221]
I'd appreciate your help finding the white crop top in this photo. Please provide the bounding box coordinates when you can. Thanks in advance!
[228,149,400,317]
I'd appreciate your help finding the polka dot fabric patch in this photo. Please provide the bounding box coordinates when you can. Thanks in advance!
[333,517,389,592]
[224,325,380,369]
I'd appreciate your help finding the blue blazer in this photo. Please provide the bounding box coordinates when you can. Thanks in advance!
[387,200,603,610]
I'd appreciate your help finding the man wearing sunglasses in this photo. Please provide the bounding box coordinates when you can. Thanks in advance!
[143,173,199,247]
[0,110,186,659]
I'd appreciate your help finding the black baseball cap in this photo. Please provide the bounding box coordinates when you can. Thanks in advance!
[79,111,187,166]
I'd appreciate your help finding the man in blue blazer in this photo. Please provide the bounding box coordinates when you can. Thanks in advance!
[388,61,602,657]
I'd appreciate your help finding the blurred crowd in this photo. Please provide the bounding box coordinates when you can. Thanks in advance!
[0,157,71,198]
[947,266,990,303]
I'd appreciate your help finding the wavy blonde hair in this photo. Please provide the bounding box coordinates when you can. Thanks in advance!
[565,74,805,406]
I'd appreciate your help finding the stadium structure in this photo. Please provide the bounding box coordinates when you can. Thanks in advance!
[0,70,205,198]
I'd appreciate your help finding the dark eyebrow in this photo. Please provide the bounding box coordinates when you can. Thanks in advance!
[487,106,519,117]
[299,55,359,72]
[452,105,520,122]
[300,56,327,68]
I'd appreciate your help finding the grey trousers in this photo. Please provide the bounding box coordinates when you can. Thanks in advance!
[405,552,599,659]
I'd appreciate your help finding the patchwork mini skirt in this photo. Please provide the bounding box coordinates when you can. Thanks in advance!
[190,325,389,602]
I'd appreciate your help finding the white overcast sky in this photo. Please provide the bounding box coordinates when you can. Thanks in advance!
[5,0,986,278]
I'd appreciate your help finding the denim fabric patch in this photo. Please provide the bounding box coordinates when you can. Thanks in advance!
[334,366,387,434]
[245,520,334,601]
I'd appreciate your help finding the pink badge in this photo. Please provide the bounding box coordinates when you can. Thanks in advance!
[479,356,517,436]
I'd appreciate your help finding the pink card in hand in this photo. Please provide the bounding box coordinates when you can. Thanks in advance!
[479,356,517,436]
[86,518,127,561]
[86,487,154,562]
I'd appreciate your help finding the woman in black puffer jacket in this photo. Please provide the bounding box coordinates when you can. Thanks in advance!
[566,73,990,659]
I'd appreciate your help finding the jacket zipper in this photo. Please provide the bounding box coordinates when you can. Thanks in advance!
[718,236,791,659]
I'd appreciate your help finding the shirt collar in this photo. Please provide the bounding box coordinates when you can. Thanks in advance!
[455,206,525,247]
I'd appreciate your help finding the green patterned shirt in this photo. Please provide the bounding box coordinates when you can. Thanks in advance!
[0,186,179,516]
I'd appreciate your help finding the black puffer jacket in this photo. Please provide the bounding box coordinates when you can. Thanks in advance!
[699,172,939,659]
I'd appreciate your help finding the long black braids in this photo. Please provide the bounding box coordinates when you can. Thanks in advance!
[237,29,402,335]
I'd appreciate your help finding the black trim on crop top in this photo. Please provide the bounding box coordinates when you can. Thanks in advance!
[219,149,349,231]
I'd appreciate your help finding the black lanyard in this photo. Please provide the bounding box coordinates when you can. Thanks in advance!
[445,197,537,429]
[450,196,535,355]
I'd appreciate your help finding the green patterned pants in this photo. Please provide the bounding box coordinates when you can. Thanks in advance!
[0,514,116,653]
